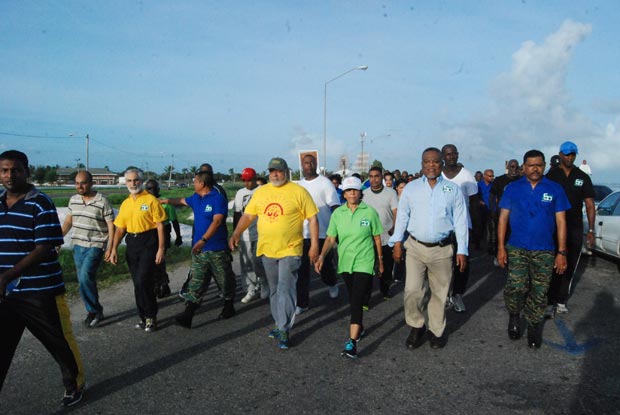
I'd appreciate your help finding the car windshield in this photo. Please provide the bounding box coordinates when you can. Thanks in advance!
[593,185,613,203]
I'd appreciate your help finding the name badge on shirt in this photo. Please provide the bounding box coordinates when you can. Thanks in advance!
[204,205,213,213]
[140,204,149,211]
[360,219,370,227]
[542,193,553,203]
[443,186,453,192]
[574,179,583,187]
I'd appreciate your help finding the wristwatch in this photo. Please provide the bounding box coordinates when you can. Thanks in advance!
[201,237,208,243]
[557,250,568,256]
[588,229,594,233]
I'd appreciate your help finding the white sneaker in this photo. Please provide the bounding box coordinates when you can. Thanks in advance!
[556,303,569,314]
[241,291,257,304]
[328,284,339,299]
[295,306,309,315]
[445,296,454,310]
[453,294,466,313]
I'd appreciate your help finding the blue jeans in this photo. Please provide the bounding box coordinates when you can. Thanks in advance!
[73,245,105,315]
[262,256,301,332]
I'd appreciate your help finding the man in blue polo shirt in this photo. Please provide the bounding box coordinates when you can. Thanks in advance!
[0,150,85,407]
[497,149,570,349]
[161,170,236,328]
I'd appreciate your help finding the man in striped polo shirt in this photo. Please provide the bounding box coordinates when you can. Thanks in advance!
[62,170,115,328]
[0,150,85,407]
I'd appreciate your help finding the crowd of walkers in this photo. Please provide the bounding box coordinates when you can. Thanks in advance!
[0,141,595,406]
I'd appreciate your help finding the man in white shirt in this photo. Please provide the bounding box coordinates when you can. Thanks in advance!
[441,144,479,313]
[296,154,341,314]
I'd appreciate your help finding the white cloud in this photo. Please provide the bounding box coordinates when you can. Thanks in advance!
[439,19,617,182]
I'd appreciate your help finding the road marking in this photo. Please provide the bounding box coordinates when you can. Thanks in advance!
[545,319,600,355]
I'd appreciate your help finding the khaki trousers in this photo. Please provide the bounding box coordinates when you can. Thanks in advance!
[403,237,454,337]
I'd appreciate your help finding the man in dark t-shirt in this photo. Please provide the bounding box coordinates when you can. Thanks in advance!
[545,141,595,316]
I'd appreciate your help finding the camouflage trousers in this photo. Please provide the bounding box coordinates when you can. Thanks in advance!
[504,246,554,324]
[182,250,236,304]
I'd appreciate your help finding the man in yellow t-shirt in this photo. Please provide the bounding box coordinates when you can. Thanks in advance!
[107,169,167,333]
[230,157,318,349]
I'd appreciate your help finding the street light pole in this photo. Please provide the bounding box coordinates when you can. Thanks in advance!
[85,134,89,171]
[323,65,368,173]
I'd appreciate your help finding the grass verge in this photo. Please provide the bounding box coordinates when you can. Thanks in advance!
[58,245,191,297]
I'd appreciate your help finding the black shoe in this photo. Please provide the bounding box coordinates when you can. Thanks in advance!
[527,322,543,349]
[61,384,85,407]
[508,313,521,340]
[83,312,97,328]
[157,283,171,299]
[218,300,236,320]
[428,331,447,349]
[175,302,198,328]
[405,325,427,349]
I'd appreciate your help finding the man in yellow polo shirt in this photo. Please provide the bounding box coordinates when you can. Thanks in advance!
[107,169,166,332]
[230,157,318,349]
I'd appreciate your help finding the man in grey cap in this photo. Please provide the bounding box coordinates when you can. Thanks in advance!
[545,141,595,316]
[230,157,319,349]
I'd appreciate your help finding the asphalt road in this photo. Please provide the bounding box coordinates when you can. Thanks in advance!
[2,247,620,415]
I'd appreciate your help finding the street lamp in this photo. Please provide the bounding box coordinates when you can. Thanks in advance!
[323,65,368,173]
[68,133,90,170]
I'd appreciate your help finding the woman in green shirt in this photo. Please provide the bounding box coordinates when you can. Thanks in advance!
[315,176,383,359]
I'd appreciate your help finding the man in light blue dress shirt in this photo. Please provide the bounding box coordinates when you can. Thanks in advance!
[389,147,469,349]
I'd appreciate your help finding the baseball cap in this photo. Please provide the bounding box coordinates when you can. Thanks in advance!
[342,176,362,191]
[559,141,578,155]
[240,167,256,181]
[267,157,288,171]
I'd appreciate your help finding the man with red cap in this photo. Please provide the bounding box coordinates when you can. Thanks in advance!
[233,167,267,303]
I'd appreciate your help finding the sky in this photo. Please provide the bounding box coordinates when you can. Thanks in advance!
[1,1,619,183]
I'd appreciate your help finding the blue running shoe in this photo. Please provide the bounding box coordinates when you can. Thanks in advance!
[341,339,357,359]
[268,328,281,339]
[278,331,290,349]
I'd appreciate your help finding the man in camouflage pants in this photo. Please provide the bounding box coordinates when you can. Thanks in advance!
[161,171,236,328]
[496,149,570,349]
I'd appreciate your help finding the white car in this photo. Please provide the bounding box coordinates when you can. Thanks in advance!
[586,190,620,268]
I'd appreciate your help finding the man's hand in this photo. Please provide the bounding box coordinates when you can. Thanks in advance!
[392,243,402,263]
[554,254,567,275]
[229,234,240,251]
[175,237,183,247]
[308,244,319,265]
[155,247,165,265]
[192,240,205,255]
[586,232,595,249]
[496,247,507,269]
[106,250,118,265]
[456,254,468,273]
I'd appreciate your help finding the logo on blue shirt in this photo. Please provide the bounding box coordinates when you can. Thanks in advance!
[574,179,583,187]
[360,219,370,227]
[443,186,453,192]
[542,193,553,202]
[140,204,149,211]
[204,205,213,213]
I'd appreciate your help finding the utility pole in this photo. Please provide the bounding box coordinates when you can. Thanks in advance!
[85,134,89,171]
[167,154,174,189]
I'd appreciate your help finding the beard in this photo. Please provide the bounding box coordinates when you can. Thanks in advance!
[128,184,143,194]
[271,178,287,187]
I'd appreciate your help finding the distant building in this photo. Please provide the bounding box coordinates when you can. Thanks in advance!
[56,168,118,185]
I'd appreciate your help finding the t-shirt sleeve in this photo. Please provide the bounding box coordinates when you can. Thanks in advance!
[151,199,167,223]
[35,196,64,246]
[214,194,228,216]
[326,211,338,237]
[103,197,115,222]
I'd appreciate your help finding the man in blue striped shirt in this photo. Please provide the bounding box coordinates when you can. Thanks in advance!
[0,150,85,407]
[389,147,469,349]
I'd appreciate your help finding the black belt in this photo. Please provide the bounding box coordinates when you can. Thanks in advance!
[410,234,453,248]
[127,229,157,238]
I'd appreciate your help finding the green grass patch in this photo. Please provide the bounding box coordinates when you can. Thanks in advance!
[60,245,191,297]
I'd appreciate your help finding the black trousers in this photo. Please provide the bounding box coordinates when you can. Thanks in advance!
[296,239,338,309]
[451,238,470,296]
[363,245,394,306]
[0,293,84,392]
[126,229,159,319]
[548,224,583,305]
[341,272,373,326]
